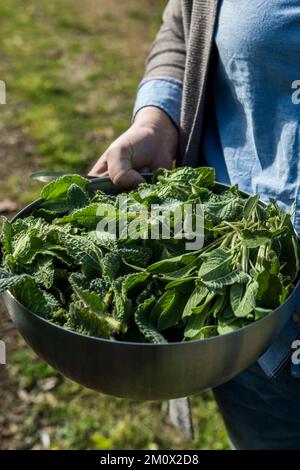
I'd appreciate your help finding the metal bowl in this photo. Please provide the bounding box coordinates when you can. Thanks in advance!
[2,178,300,400]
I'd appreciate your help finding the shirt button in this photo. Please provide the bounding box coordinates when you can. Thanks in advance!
[292,313,300,323]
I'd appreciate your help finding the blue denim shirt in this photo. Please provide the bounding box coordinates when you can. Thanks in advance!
[133,0,300,378]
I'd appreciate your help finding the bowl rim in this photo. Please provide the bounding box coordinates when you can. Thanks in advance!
[3,175,300,348]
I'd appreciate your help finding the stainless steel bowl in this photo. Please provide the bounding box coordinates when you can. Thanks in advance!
[2,178,300,400]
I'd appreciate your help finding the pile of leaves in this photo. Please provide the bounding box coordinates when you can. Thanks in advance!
[0,167,299,343]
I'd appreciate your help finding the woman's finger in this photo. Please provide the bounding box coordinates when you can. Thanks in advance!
[88,154,108,176]
[107,147,145,188]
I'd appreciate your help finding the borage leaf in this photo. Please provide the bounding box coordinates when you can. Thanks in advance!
[199,247,232,282]
[182,285,209,318]
[202,269,250,289]
[230,281,258,318]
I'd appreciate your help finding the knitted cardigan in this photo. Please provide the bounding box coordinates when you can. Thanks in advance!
[144,0,219,166]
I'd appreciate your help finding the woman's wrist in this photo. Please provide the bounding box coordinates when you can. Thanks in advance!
[133,106,178,133]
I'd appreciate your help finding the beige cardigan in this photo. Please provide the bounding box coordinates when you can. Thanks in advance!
[144,0,219,167]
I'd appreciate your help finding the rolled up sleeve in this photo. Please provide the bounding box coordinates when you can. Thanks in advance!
[132,77,183,128]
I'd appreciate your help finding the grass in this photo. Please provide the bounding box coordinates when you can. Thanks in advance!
[0,0,230,450]
[7,347,228,450]
[0,0,162,203]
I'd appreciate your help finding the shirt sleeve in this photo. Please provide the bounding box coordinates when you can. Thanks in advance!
[132,77,183,128]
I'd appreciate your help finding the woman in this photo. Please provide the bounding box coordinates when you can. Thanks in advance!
[89,0,300,449]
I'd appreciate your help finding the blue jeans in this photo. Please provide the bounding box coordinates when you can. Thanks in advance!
[213,361,300,449]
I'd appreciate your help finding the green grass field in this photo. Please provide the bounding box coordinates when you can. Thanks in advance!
[0,0,229,450]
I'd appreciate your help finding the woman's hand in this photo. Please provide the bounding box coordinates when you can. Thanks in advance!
[88,107,178,188]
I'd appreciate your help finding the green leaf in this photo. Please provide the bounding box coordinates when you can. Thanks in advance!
[230,281,258,318]
[150,290,175,323]
[194,167,216,188]
[111,272,148,325]
[100,251,122,281]
[69,274,122,332]
[111,284,132,326]
[262,250,280,275]
[38,200,70,214]
[5,218,70,267]
[1,217,13,256]
[67,183,90,209]
[204,195,243,222]
[254,307,272,321]
[241,229,272,248]
[119,247,151,269]
[184,305,210,339]
[165,277,196,293]
[182,285,209,318]
[158,261,198,280]
[191,291,215,314]
[199,247,232,281]
[157,291,188,331]
[243,195,260,220]
[230,284,244,315]
[217,317,245,335]
[66,301,111,338]
[0,269,28,294]
[255,270,282,310]
[135,297,167,344]
[69,273,107,314]
[121,272,150,298]
[12,275,59,317]
[147,252,198,274]
[255,204,268,222]
[41,175,90,201]
[276,224,300,282]
[154,166,215,189]
[190,325,218,340]
[56,203,115,227]
[60,233,102,273]
[33,256,55,289]
[279,284,293,304]
[210,294,228,318]
[202,269,250,289]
